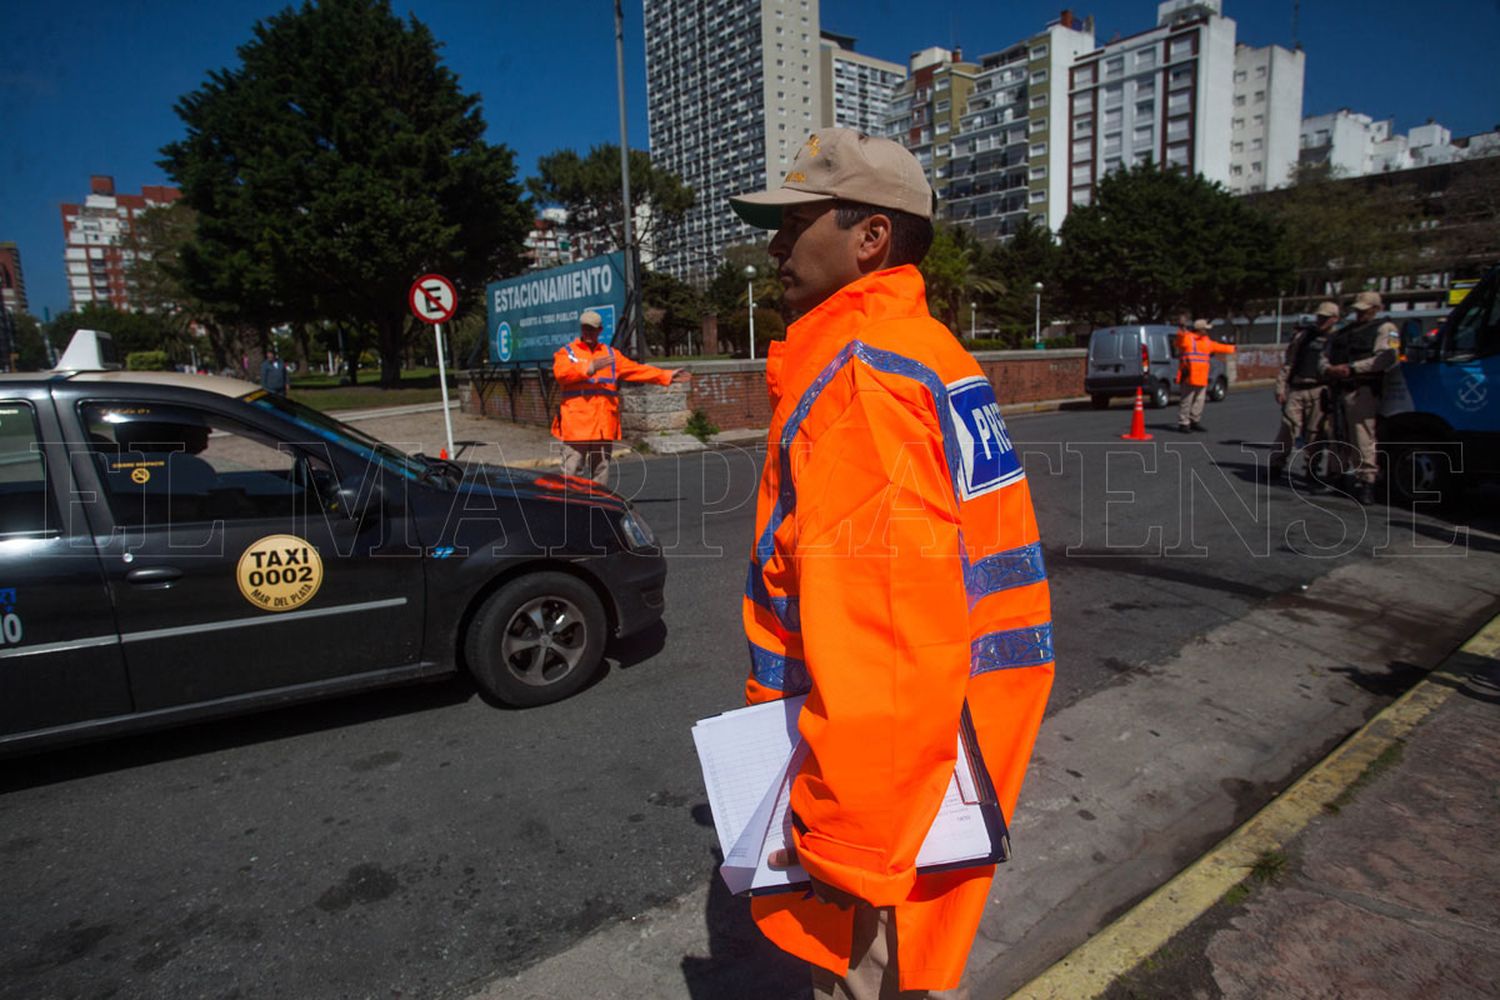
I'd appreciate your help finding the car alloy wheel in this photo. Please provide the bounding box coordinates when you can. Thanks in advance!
[502,595,588,687]
[465,571,608,707]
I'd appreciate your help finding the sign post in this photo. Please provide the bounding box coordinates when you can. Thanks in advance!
[409,273,458,460]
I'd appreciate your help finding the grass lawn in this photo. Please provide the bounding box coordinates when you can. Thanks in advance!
[288,368,458,413]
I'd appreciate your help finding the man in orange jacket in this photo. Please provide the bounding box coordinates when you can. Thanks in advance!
[729,129,1054,998]
[1176,318,1235,433]
[551,309,685,483]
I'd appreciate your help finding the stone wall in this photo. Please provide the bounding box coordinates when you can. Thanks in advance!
[462,348,1092,436]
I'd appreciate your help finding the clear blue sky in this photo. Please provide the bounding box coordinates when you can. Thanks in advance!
[3,0,1496,319]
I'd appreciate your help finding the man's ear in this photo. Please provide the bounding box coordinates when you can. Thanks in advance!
[854,213,894,271]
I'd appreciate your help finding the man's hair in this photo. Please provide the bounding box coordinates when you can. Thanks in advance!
[833,201,935,267]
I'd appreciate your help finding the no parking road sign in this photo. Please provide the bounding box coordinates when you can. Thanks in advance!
[409,273,457,325]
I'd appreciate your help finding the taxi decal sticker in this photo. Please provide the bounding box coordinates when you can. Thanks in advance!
[237,535,324,612]
[0,587,22,647]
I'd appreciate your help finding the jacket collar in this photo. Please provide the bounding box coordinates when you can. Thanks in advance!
[778,265,929,390]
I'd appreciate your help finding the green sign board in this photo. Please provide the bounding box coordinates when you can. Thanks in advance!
[487,252,627,365]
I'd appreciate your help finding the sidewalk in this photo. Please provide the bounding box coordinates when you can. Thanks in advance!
[1013,613,1500,1000]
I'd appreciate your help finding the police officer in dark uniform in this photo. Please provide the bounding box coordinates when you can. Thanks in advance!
[1271,300,1341,484]
[1319,290,1400,505]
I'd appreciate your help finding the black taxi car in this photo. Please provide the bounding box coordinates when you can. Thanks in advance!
[0,347,666,755]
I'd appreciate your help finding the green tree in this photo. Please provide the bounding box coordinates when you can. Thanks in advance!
[46,305,175,362]
[641,269,704,356]
[921,224,1002,335]
[707,244,781,355]
[528,145,694,262]
[160,0,531,386]
[979,217,1059,343]
[9,313,52,371]
[1256,163,1426,301]
[1058,164,1290,324]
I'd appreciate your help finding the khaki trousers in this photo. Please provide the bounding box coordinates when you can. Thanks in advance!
[1272,385,1327,470]
[1177,384,1207,427]
[559,441,613,485]
[1340,385,1380,485]
[811,903,970,1000]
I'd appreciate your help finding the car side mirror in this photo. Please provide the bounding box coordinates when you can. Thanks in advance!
[333,476,397,523]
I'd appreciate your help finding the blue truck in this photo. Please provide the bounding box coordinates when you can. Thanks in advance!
[1381,265,1500,505]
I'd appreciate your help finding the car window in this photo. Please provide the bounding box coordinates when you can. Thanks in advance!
[0,402,56,539]
[81,402,334,527]
[1448,275,1500,359]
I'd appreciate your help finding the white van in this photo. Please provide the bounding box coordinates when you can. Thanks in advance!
[1084,324,1229,409]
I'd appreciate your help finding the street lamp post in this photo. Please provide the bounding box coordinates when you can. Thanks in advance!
[1274,290,1285,344]
[1033,282,1044,346]
[970,302,976,340]
[744,265,757,360]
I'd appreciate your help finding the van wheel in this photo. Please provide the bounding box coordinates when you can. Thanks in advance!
[464,572,607,707]
[1208,376,1228,402]
[1147,380,1170,409]
[1384,439,1458,507]
[1090,394,1111,410]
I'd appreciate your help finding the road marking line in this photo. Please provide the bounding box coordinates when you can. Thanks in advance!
[1008,613,1500,1000]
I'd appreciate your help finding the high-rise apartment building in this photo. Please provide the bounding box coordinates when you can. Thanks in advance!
[644,0,821,279]
[1065,0,1236,210]
[944,13,1096,239]
[0,243,26,318]
[882,47,979,208]
[1227,43,1305,193]
[60,176,180,311]
[818,31,906,134]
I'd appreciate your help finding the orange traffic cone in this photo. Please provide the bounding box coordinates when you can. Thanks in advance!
[1119,387,1153,441]
[439,447,448,460]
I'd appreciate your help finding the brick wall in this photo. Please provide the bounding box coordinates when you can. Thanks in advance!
[462,348,1091,433]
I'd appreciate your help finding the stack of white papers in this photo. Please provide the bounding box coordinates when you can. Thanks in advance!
[692,695,1006,896]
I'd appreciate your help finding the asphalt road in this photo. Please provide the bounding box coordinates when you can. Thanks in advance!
[1,386,1489,1000]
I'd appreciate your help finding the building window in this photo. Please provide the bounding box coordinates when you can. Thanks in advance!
[1105,56,1124,78]
[1030,189,1046,203]
[1031,44,1049,60]
[1169,90,1190,113]
[1251,161,1263,173]
[1169,36,1193,61]
[1256,65,1267,78]
[1233,117,1244,130]
[1232,141,1244,154]
[1134,123,1153,146]
[1030,93,1048,108]
[1250,137,1263,150]
[1104,84,1123,107]
[1136,47,1157,70]
[1166,143,1190,167]
[1072,186,1092,206]
[1136,77,1155,97]
[1072,163,1092,184]
[1031,117,1049,134]
[1231,164,1244,176]
[1103,133,1123,156]
[1254,90,1265,103]
[1233,69,1247,83]
[1030,166,1047,180]
[1073,116,1093,137]
[1073,64,1096,87]
[1253,114,1265,127]
[1072,139,1091,161]
[1030,142,1048,157]
[1032,70,1048,84]
[1072,93,1092,114]
[1136,101,1154,118]
[1167,117,1190,140]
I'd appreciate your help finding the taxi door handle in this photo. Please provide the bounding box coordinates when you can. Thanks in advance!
[125,566,183,588]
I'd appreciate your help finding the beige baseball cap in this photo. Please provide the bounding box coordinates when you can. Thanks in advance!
[1193,319,1210,331]
[729,129,934,230]
[1315,300,1341,318]
[579,309,603,329]
[1351,291,1383,311]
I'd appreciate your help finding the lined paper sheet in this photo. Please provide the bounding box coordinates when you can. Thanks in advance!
[692,695,1002,895]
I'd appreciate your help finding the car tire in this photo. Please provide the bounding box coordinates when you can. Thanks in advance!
[464,572,608,707]
[1384,438,1458,507]
[1207,376,1228,402]
[1090,393,1111,410]
[1147,380,1170,409]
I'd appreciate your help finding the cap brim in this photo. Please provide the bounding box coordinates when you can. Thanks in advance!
[729,188,834,230]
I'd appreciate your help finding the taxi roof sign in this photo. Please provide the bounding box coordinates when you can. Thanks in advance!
[53,329,122,371]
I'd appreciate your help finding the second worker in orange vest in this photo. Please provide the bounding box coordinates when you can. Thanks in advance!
[1176,318,1236,433]
[551,309,685,484]
[730,128,1054,999]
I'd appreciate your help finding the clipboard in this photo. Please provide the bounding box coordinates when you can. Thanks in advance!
[692,695,1010,896]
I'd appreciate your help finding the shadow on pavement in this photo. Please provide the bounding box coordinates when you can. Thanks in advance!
[680,845,810,1000]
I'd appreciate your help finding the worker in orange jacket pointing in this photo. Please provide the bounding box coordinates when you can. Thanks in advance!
[730,128,1054,998]
[551,309,685,483]
[1176,317,1235,433]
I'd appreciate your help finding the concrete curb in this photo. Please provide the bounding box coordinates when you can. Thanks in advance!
[1008,612,1500,1000]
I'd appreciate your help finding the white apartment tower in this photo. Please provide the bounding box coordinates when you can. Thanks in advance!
[819,31,906,135]
[59,176,180,312]
[644,0,821,279]
[1227,43,1305,193]
[1065,0,1236,210]
[945,13,1096,239]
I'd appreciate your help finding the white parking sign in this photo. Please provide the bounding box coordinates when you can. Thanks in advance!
[409,273,457,325]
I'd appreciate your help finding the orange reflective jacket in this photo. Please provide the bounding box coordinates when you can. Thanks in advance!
[742,266,1054,991]
[1175,330,1235,387]
[551,339,675,441]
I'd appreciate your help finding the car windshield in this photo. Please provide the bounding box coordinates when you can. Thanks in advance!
[243,389,429,481]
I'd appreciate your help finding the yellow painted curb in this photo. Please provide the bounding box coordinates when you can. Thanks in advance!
[1009,614,1500,1000]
